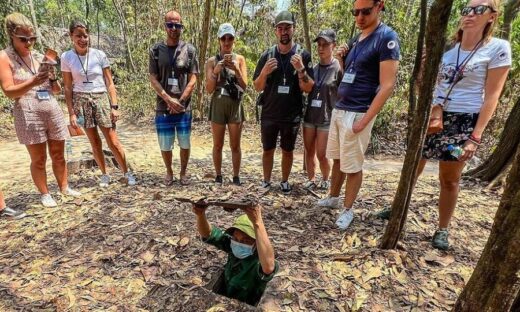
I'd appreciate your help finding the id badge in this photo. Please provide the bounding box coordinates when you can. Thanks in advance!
[342,70,356,84]
[169,78,181,94]
[311,99,322,108]
[220,88,230,97]
[277,86,290,94]
[36,90,50,100]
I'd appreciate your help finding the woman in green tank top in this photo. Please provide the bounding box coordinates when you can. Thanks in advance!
[205,23,248,185]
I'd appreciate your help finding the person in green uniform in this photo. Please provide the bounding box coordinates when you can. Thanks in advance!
[192,204,278,305]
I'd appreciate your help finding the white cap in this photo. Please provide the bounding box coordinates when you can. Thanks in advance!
[217,23,236,38]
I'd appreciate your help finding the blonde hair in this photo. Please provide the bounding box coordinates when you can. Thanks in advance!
[453,0,500,43]
[4,13,34,44]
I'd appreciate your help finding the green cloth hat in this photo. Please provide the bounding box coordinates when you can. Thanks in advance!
[275,11,295,26]
[226,214,256,239]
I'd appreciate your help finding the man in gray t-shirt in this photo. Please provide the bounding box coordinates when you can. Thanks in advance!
[149,10,199,185]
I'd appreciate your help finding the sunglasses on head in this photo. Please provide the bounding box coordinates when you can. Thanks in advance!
[165,22,183,30]
[14,35,38,43]
[351,6,376,16]
[461,5,495,16]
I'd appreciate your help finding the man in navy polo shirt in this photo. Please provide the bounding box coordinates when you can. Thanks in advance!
[253,11,314,195]
[318,0,400,230]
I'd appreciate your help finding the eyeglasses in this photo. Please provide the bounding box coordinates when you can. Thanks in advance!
[461,5,495,16]
[165,22,183,30]
[351,6,376,16]
[14,35,38,43]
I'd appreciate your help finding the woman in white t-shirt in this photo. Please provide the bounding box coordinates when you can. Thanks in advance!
[62,21,136,187]
[418,0,511,250]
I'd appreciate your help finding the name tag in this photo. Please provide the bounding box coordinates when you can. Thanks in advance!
[311,99,322,108]
[82,81,93,84]
[36,90,50,100]
[277,86,290,94]
[342,72,356,84]
[168,78,179,86]
[220,88,230,96]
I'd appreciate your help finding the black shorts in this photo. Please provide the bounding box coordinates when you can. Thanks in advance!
[261,119,300,151]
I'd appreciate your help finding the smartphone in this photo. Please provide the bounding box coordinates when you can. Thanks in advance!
[224,54,233,62]
[39,48,58,73]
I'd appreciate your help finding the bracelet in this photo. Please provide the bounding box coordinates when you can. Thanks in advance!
[469,134,481,145]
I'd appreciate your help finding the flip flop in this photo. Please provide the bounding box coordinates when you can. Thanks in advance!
[164,175,175,186]
[180,176,190,186]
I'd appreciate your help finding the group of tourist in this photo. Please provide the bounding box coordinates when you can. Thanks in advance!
[0,0,512,304]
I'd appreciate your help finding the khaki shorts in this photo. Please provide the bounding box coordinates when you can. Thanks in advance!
[326,109,376,173]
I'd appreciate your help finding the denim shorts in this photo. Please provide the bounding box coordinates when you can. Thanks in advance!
[155,112,192,151]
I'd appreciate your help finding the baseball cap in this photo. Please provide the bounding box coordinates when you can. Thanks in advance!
[314,29,336,43]
[226,214,256,239]
[275,11,295,26]
[217,23,236,38]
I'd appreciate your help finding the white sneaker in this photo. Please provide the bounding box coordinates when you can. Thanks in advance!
[99,174,111,188]
[317,196,341,208]
[336,209,354,230]
[41,193,57,207]
[125,172,137,186]
[61,186,81,197]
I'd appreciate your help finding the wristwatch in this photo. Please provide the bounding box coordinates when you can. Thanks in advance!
[110,105,119,110]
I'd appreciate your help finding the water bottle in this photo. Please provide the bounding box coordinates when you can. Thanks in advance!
[447,144,463,159]
[77,115,85,127]
[66,139,73,160]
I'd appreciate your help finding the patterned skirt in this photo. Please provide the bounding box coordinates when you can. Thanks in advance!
[422,111,479,161]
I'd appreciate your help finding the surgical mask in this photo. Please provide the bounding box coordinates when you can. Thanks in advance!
[230,240,254,259]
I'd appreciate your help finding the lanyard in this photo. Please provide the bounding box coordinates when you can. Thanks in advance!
[276,46,293,85]
[75,48,90,82]
[16,51,36,75]
[314,62,332,99]
[168,45,179,74]
[453,39,483,78]
[346,23,383,70]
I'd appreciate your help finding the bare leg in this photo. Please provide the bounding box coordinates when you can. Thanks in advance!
[343,171,363,209]
[211,122,226,176]
[161,151,174,180]
[316,129,331,181]
[262,149,275,182]
[329,159,346,197]
[438,161,466,228]
[26,143,48,194]
[85,127,107,174]
[180,148,190,180]
[47,139,68,191]
[228,122,242,178]
[281,149,293,182]
[303,126,317,181]
[0,189,5,210]
[100,126,128,173]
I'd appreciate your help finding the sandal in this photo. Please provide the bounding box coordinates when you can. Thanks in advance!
[164,175,175,186]
[180,175,190,186]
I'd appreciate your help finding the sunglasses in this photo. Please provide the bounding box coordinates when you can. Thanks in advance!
[219,35,234,42]
[351,6,377,16]
[461,5,495,16]
[165,22,183,30]
[14,35,38,43]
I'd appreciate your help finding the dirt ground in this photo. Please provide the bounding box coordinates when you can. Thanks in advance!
[0,122,500,311]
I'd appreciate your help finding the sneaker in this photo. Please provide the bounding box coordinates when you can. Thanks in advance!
[280,181,292,195]
[261,181,271,190]
[215,175,223,185]
[319,180,330,190]
[336,208,354,230]
[303,180,317,190]
[125,172,137,186]
[41,193,57,207]
[60,186,81,197]
[432,229,450,250]
[317,196,341,209]
[1,207,26,219]
[99,174,111,188]
[232,176,241,186]
[376,208,392,220]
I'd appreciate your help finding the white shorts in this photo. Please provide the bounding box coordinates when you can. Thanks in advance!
[326,109,376,173]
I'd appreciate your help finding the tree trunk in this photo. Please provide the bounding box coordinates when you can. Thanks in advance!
[500,0,520,40]
[380,0,455,249]
[406,0,428,146]
[465,97,520,181]
[511,291,520,311]
[298,0,312,52]
[195,0,212,119]
[452,146,520,311]
[112,0,136,72]
[28,0,43,46]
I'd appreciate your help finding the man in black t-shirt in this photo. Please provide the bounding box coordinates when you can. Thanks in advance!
[253,11,314,194]
[149,10,199,186]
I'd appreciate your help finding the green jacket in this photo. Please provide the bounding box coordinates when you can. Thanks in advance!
[204,226,279,305]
